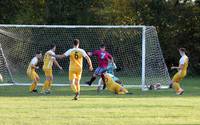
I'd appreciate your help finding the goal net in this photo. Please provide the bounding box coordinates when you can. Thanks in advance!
[0,25,170,90]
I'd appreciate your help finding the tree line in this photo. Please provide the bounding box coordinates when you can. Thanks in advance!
[0,0,200,75]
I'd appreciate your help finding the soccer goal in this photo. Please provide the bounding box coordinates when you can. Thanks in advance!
[0,25,170,90]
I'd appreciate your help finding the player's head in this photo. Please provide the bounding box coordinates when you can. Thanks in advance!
[73,39,80,48]
[50,44,56,52]
[100,44,106,51]
[179,48,186,56]
[36,51,42,59]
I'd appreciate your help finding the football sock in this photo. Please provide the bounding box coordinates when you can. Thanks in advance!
[75,82,80,93]
[47,80,52,90]
[29,82,37,92]
[89,76,96,85]
[71,83,77,93]
[42,80,49,92]
[173,82,180,92]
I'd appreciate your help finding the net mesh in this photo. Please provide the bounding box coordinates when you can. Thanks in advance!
[0,25,170,88]
[0,44,13,83]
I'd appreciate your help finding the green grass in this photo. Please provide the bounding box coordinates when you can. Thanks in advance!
[0,77,200,125]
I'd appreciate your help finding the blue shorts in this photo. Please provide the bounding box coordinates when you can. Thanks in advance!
[94,67,107,76]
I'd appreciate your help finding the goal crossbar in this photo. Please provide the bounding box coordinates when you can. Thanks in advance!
[0,24,146,28]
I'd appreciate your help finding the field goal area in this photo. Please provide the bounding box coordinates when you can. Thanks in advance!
[0,25,171,90]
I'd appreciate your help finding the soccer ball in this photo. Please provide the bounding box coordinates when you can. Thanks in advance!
[154,83,161,90]
[149,83,161,90]
[0,73,3,82]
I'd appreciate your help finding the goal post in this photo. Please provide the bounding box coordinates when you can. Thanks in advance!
[0,24,171,90]
[0,43,14,85]
[141,26,146,91]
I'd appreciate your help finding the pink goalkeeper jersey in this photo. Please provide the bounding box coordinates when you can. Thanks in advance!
[93,50,112,68]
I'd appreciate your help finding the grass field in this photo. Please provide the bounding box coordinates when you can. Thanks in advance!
[0,77,200,125]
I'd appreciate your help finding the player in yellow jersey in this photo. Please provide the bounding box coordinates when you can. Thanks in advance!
[41,44,63,94]
[101,73,129,94]
[27,51,42,92]
[171,48,189,95]
[57,39,93,100]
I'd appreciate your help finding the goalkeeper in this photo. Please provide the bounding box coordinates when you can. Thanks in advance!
[97,61,123,91]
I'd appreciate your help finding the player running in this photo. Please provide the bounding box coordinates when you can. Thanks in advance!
[41,44,63,94]
[27,51,42,93]
[85,44,114,86]
[171,48,189,95]
[57,39,93,100]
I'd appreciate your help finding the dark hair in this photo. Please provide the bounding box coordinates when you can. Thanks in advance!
[50,44,56,49]
[100,43,105,48]
[36,51,42,55]
[73,39,80,46]
[179,48,186,53]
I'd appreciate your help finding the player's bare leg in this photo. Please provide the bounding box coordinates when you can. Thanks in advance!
[74,79,80,100]
[70,79,80,100]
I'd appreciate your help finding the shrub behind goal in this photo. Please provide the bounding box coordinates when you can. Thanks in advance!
[0,25,170,90]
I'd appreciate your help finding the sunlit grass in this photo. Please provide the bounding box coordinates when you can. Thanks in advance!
[0,77,200,125]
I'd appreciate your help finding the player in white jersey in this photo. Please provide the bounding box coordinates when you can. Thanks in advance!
[171,48,189,95]
[27,51,42,92]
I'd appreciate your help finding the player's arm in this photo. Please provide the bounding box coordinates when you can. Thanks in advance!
[171,65,184,70]
[108,53,115,64]
[87,50,97,57]
[56,49,72,59]
[112,62,117,69]
[53,58,63,70]
[85,55,93,71]
[171,64,184,76]
[171,57,185,71]
[82,50,93,71]
[55,54,66,59]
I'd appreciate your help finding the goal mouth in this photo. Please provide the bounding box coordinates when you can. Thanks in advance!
[0,25,171,90]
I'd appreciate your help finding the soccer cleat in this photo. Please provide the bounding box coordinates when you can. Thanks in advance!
[149,84,154,90]
[169,83,173,89]
[176,89,184,95]
[32,89,38,93]
[85,81,92,86]
[126,92,133,95]
[73,92,80,100]
[30,89,38,93]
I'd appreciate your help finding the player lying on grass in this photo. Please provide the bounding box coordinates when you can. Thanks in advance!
[27,51,42,93]
[56,39,93,100]
[101,73,129,95]
[85,44,114,86]
[171,48,189,95]
[41,44,63,94]
[97,60,123,91]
